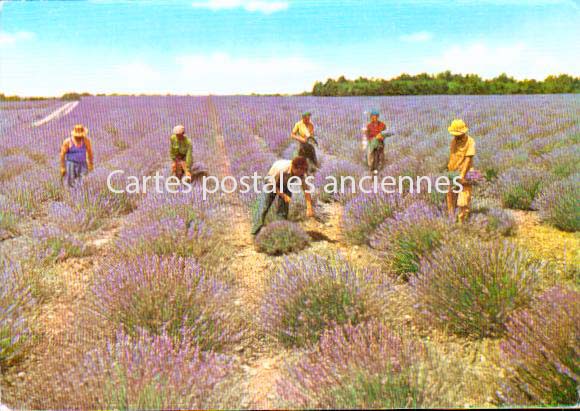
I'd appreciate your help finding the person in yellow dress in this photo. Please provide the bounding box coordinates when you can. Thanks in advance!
[447,119,476,223]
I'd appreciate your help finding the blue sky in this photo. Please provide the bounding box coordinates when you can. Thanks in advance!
[0,0,578,96]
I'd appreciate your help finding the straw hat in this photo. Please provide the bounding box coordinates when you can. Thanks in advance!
[448,119,468,136]
[71,124,88,138]
[173,125,185,135]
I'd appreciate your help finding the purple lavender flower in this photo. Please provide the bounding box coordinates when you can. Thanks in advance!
[0,263,35,368]
[261,255,393,347]
[370,201,448,277]
[33,226,88,263]
[498,287,579,406]
[410,240,540,337]
[255,220,311,255]
[533,175,579,232]
[57,328,237,409]
[48,201,99,232]
[278,321,427,408]
[342,191,405,245]
[497,167,551,210]
[91,255,243,351]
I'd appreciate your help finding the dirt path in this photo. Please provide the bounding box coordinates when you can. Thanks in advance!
[207,115,391,407]
[207,99,284,408]
[32,101,79,127]
[512,210,579,287]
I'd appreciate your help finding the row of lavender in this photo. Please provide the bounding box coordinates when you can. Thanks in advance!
[0,100,64,136]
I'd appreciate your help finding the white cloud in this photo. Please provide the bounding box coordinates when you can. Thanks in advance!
[429,0,577,7]
[0,31,35,46]
[426,42,579,79]
[113,62,162,91]
[175,52,318,94]
[400,31,432,42]
[192,0,288,14]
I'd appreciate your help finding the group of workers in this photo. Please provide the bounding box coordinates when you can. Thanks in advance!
[59,111,476,235]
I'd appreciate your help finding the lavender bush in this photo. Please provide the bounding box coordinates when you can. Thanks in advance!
[278,321,427,408]
[77,167,137,215]
[499,287,579,406]
[57,329,237,409]
[314,157,366,203]
[0,178,46,214]
[540,146,579,178]
[91,255,243,351]
[255,221,311,255]
[534,176,579,232]
[117,215,215,259]
[471,207,518,238]
[411,240,540,338]
[370,201,448,278]
[48,201,100,233]
[342,192,404,245]
[33,226,88,264]
[0,197,24,239]
[497,168,548,210]
[0,264,34,369]
[0,154,35,182]
[261,255,392,347]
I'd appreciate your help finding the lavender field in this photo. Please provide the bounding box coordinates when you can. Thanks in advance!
[1,95,578,408]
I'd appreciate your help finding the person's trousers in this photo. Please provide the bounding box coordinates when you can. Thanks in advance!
[65,160,88,187]
[447,184,473,222]
[172,159,207,179]
[367,142,385,172]
[172,159,191,177]
[297,142,319,173]
[251,189,292,235]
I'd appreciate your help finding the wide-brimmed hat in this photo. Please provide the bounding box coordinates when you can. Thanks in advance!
[173,125,185,135]
[448,119,468,136]
[71,124,88,137]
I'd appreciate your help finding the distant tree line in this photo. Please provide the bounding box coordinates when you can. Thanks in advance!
[0,92,93,102]
[311,72,580,96]
[2,72,579,100]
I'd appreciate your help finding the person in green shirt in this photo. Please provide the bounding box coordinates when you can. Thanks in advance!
[170,124,203,181]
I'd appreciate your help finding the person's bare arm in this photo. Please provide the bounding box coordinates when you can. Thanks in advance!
[460,156,473,181]
[305,192,314,217]
[291,133,307,144]
[85,138,94,170]
[60,140,69,175]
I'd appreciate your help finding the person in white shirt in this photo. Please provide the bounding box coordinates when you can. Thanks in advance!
[251,156,314,236]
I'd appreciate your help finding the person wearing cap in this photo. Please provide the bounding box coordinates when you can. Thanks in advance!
[291,111,319,172]
[447,119,476,223]
[364,110,391,172]
[251,156,314,236]
[60,124,94,187]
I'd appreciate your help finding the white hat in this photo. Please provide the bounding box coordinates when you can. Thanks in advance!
[173,125,185,135]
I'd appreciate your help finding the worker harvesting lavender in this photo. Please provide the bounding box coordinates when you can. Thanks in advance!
[291,111,319,173]
[364,110,393,173]
[446,119,477,223]
[251,156,314,236]
[170,125,206,181]
[60,124,94,187]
